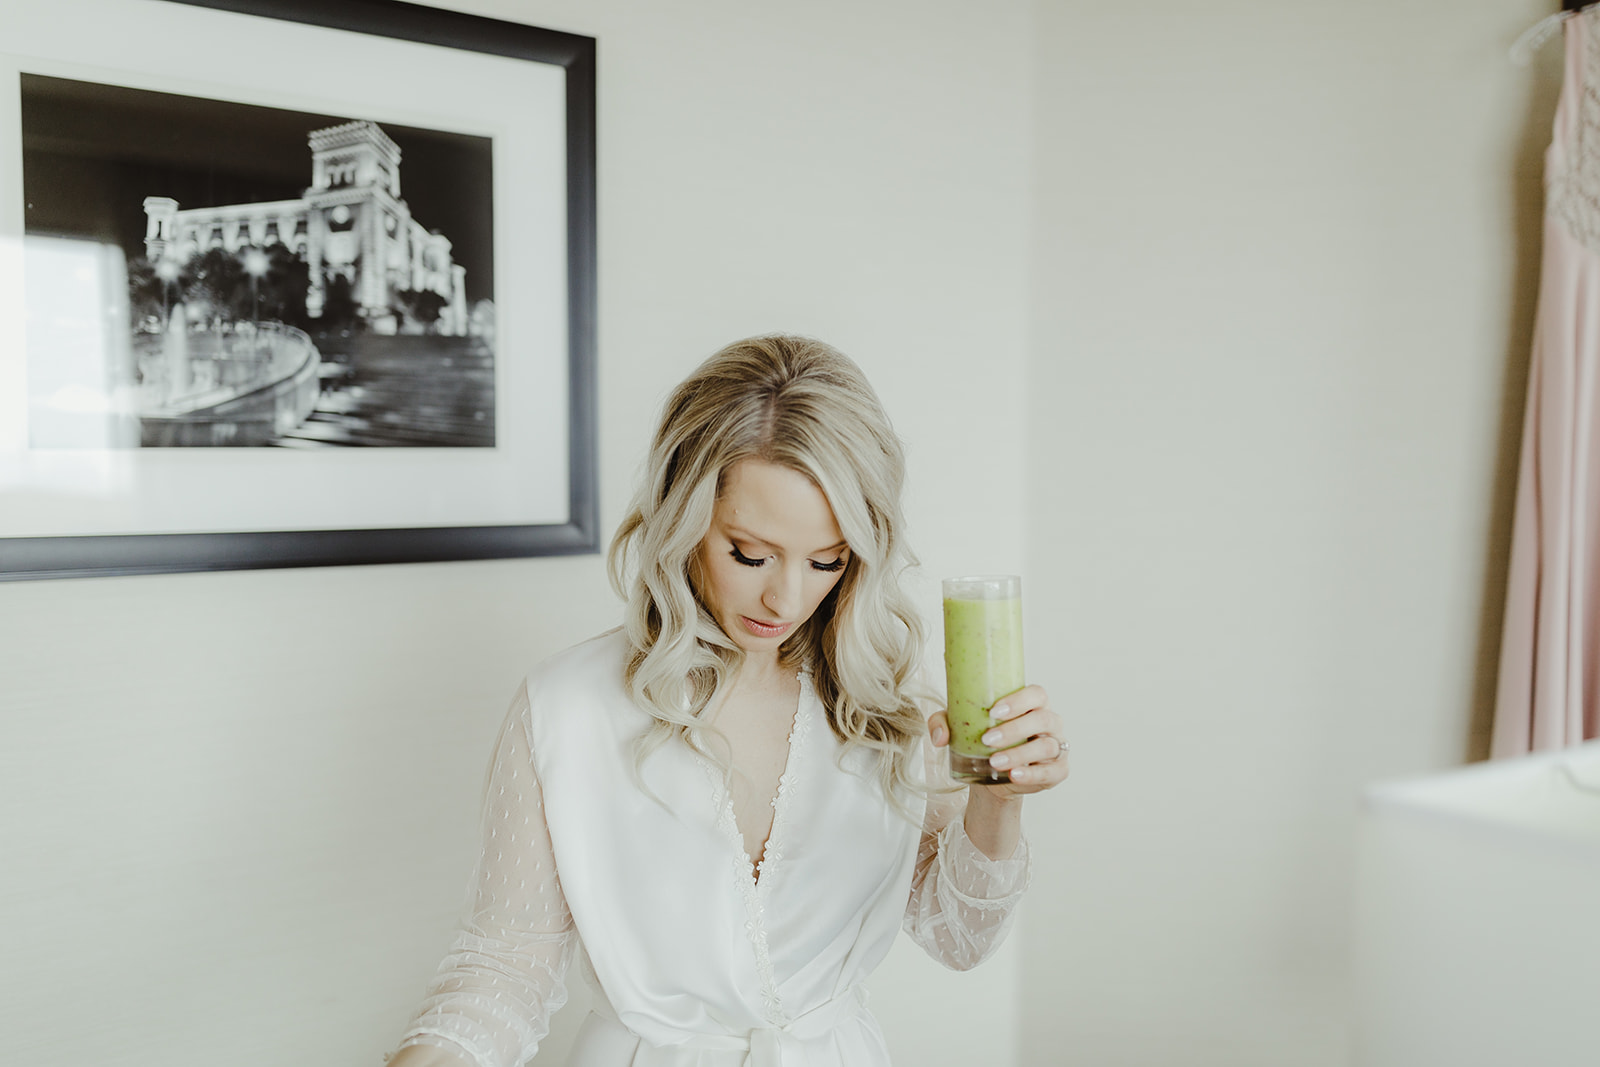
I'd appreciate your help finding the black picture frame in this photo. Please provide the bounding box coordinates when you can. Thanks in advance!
[0,0,598,581]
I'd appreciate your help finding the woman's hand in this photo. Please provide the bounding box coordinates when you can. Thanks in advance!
[385,1044,473,1067]
[927,684,1069,799]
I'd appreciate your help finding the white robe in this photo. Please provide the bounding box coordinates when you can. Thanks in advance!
[399,630,1029,1066]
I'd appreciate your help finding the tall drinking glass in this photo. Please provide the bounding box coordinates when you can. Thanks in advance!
[942,575,1024,784]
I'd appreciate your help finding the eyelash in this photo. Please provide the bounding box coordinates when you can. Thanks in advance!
[729,546,846,573]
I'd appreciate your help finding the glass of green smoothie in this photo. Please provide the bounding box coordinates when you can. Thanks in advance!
[942,575,1024,784]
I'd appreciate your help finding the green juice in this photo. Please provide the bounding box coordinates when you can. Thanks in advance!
[942,585,1024,783]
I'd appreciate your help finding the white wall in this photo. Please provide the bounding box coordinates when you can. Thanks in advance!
[2,0,1566,1065]
[0,0,1031,1065]
[1022,1,1557,1063]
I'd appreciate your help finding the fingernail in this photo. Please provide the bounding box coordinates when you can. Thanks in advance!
[981,729,1002,746]
[990,753,1010,769]
[990,703,1013,722]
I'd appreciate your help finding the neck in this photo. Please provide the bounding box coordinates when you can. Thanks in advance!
[735,649,790,688]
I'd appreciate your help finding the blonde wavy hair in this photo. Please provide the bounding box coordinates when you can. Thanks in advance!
[607,334,929,811]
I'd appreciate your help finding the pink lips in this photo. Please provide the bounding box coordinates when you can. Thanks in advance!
[740,616,792,638]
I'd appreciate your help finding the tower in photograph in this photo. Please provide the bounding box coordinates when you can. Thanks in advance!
[141,120,470,336]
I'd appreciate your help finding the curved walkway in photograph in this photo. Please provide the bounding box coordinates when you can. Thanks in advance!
[139,323,321,447]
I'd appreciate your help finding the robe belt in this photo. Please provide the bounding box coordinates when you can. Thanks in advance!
[587,984,869,1067]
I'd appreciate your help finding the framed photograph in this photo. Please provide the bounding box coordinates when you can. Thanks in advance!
[0,0,598,580]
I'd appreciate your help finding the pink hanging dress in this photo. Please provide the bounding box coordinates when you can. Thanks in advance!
[1494,7,1600,755]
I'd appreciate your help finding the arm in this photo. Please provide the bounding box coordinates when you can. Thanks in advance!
[902,684,1068,971]
[391,683,577,1067]
[900,737,1031,971]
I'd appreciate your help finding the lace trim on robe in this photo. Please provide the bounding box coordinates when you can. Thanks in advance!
[754,671,814,896]
[698,672,812,1026]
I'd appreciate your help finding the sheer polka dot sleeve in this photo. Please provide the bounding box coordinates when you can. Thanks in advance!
[901,736,1030,971]
[397,683,576,1067]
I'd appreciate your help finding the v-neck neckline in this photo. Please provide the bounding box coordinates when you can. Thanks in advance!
[705,669,811,892]
[692,669,816,1027]
[753,672,809,888]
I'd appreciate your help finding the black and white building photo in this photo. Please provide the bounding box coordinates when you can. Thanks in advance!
[22,74,498,448]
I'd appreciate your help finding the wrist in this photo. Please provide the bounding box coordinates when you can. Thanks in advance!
[968,783,1026,810]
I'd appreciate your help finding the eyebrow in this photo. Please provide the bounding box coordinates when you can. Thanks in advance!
[725,526,848,555]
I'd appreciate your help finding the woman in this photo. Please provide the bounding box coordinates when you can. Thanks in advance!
[390,335,1067,1067]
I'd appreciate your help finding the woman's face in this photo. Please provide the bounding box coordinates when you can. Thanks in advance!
[694,459,851,656]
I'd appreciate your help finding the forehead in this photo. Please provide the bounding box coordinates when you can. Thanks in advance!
[714,459,843,549]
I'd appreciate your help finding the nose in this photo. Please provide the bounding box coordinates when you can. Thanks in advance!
[763,563,804,618]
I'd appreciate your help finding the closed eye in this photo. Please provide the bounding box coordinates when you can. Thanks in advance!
[729,545,847,572]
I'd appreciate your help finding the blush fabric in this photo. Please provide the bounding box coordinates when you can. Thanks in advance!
[1495,7,1600,757]
[397,629,1028,1067]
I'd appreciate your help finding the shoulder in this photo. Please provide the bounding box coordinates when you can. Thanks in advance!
[523,627,632,704]
[527,626,629,682]
[521,628,639,738]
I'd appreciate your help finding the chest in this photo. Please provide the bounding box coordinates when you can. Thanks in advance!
[532,674,924,1028]
[712,679,802,873]
[527,642,925,912]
